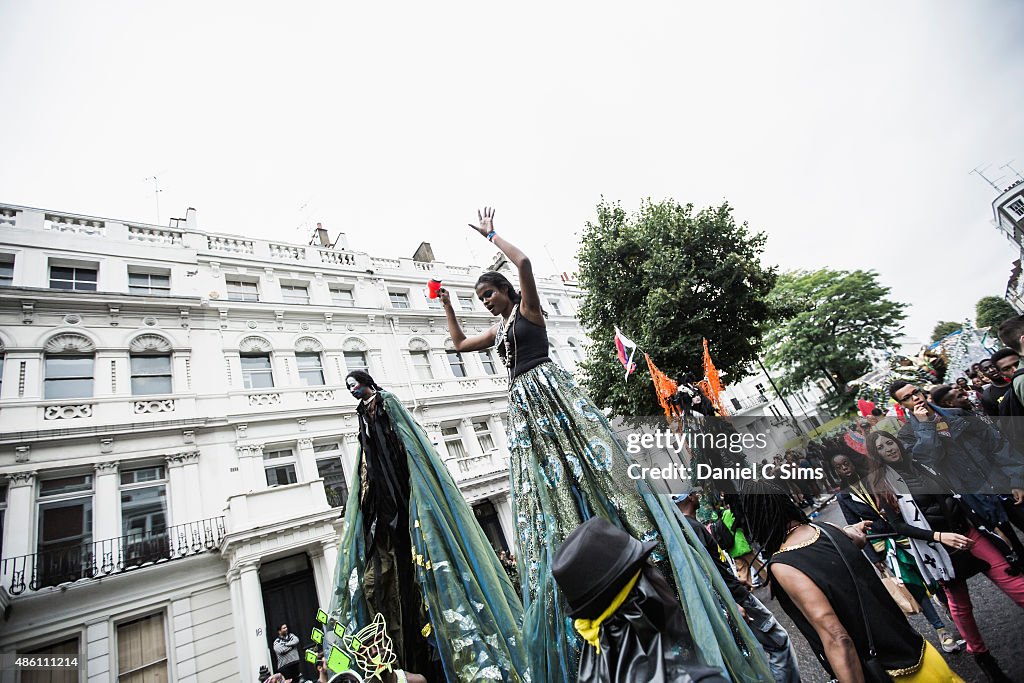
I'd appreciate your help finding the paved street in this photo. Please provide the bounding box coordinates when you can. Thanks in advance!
[749,499,1024,682]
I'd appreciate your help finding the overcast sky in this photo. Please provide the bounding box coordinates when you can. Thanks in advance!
[1,1,1022,344]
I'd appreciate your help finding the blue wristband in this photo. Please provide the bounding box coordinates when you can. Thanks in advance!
[487,230,497,241]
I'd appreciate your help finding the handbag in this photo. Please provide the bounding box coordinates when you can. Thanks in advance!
[815,524,893,683]
[879,572,922,616]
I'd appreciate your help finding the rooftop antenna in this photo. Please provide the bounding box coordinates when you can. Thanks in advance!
[143,173,164,225]
[970,164,1005,192]
[1001,161,1024,182]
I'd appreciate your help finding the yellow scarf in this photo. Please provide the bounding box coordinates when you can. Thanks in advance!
[573,570,641,654]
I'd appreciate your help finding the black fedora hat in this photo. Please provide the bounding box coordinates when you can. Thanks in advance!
[552,517,658,619]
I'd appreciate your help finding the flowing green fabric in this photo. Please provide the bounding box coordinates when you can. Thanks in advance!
[328,392,530,682]
[507,362,772,683]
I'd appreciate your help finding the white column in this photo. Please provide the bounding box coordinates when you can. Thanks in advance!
[228,570,253,682]
[309,547,329,607]
[93,462,120,541]
[182,451,202,521]
[237,445,265,491]
[489,413,509,452]
[94,351,119,398]
[459,418,484,458]
[431,350,449,379]
[172,351,191,392]
[493,493,516,553]
[239,562,270,681]
[368,349,387,384]
[165,454,188,526]
[296,438,318,483]
[321,538,340,596]
[341,434,360,487]
[3,471,36,558]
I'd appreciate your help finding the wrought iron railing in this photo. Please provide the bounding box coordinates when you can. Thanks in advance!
[0,516,226,596]
[731,394,770,411]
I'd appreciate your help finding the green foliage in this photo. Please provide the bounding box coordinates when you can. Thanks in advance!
[764,269,907,412]
[931,321,961,342]
[975,296,1016,332]
[575,198,778,416]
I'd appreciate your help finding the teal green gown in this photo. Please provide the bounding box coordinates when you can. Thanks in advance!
[328,391,529,682]
[506,361,773,683]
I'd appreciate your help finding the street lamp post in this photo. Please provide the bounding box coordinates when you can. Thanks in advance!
[756,358,806,437]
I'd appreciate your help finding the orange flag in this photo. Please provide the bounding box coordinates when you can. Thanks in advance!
[697,338,729,417]
[645,353,679,422]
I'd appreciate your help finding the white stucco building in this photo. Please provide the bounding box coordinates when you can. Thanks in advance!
[0,203,589,682]
[719,364,831,458]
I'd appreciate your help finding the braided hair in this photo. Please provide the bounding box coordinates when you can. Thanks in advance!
[738,478,809,561]
[345,370,384,392]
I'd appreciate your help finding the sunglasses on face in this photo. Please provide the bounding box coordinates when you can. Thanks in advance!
[897,389,926,402]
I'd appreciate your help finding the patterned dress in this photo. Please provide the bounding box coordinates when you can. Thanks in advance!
[497,312,771,683]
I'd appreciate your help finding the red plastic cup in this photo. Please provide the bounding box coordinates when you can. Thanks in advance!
[427,278,443,299]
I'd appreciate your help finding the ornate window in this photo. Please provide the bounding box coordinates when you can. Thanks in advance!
[44,334,96,400]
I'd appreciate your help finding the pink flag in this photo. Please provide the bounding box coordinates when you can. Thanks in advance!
[614,327,639,381]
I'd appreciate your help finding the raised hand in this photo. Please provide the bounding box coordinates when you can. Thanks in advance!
[438,287,452,309]
[468,206,496,238]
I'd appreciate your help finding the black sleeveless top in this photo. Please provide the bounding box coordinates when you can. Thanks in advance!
[768,523,925,678]
[496,310,552,381]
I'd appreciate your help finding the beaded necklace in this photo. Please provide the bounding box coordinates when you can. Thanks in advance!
[494,305,518,381]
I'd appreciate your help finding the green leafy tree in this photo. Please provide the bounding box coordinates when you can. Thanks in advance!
[575,198,779,416]
[763,269,907,412]
[931,321,961,342]
[975,296,1017,332]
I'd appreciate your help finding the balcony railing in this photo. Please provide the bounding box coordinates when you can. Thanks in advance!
[730,394,770,411]
[0,517,225,596]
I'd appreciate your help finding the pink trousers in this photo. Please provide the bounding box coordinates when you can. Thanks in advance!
[942,527,1024,654]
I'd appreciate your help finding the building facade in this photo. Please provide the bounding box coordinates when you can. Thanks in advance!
[719,364,831,459]
[0,203,589,682]
[991,178,1024,311]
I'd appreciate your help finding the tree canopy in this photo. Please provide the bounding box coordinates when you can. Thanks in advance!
[975,296,1017,332]
[575,198,778,416]
[763,269,907,412]
[931,321,961,342]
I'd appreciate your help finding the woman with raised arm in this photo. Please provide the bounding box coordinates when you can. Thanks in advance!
[441,208,771,683]
[328,370,529,683]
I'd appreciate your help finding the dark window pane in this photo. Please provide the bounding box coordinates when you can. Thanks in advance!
[244,372,275,390]
[295,352,321,369]
[120,467,165,485]
[40,475,93,496]
[121,486,167,537]
[299,369,325,386]
[317,458,349,508]
[46,356,94,378]
[240,355,272,370]
[76,269,97,282]
[265,465,297,487]
[131,355,171,375]
[131,376,172,395]
[38,499,92,545]
[44,377,94,399]
[50,266,75,279]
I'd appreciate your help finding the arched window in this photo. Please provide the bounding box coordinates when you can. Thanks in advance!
[43,333,96,399]
[129,334,173,396]
[239,336,274,389]
[295,337,325,386]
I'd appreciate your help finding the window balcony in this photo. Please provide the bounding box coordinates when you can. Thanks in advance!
[0,517,226,596]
